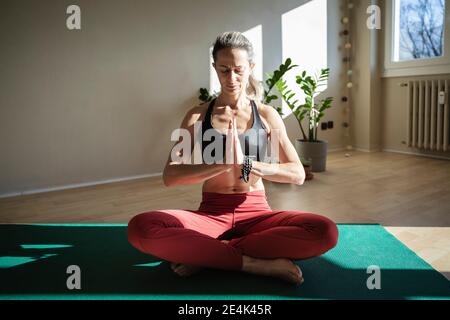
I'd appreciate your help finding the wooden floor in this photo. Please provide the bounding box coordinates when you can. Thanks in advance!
[1,150,449,280]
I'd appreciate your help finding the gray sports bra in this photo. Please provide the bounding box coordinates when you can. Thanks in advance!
[200,98,269,162]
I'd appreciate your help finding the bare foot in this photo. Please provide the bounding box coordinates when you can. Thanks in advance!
[171,240,231,277]
[170,262,203,277]
[242,256,304,285]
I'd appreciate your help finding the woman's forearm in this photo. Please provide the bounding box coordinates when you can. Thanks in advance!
[251,161,305,185]
[163,163,232,187]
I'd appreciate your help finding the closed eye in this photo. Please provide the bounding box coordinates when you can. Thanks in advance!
[221,69,244,74]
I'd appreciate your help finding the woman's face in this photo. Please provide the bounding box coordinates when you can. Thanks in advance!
[213,48,254,96]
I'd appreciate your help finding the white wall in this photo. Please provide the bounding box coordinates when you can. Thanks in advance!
[0,0,345,196]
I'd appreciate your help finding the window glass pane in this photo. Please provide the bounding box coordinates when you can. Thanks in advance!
[394,0,445,61]
[282,0,327,118]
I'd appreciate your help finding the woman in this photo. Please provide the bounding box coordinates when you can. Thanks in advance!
[128,31,338,285]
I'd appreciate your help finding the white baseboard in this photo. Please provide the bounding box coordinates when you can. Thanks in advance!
[2,148,345,198]
[382,148,450,161]
[337,146,450,160]
[0,172,163,199]
[3,148,447,199]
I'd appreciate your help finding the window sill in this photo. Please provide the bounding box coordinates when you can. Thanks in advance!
[382,64,450,78]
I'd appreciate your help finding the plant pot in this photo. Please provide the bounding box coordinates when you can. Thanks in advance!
[303,164,314,181]
[295,139,328,172]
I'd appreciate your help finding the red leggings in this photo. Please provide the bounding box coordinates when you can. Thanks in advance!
[127,190,338,271]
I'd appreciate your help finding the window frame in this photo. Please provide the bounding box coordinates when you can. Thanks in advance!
[383,0,450,77]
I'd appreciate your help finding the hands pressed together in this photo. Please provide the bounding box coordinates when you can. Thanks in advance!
[227,116,244,166]
[225,114,276,182]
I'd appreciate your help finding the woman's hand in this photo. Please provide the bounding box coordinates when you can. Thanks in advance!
[250,161,278,178]
[232,117,244,165]
[224,116,244,166]
[224,118,233,164]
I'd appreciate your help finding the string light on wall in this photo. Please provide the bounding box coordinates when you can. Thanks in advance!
[340,0,354,157]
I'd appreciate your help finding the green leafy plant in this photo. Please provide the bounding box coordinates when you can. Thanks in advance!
[198,88,218,102]
[262,58,298,116]
[275,68,333,142]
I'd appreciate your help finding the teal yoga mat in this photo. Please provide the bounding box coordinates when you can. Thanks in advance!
[0,223,448,300]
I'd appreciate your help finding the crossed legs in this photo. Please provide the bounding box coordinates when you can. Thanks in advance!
[128,209,338,285]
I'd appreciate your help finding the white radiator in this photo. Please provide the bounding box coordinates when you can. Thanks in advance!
[407,80,449,151]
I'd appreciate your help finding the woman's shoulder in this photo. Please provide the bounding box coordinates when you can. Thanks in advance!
[254,102,276,133]
[255,101,277,117]
[182,101,210,125]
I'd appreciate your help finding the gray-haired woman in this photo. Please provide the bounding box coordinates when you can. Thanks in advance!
[128,31,338,285]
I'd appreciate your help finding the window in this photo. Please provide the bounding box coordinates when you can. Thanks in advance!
[394,0,445,61]
[384,0,450,77]
[281,0,327,118]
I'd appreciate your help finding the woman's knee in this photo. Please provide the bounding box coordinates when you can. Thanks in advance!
[127,211,183,246]
[317,216,339,251]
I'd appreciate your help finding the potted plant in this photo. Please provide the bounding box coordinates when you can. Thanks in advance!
[300,156,314,181]
[261,60,314,179]
[275,68,333,172]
